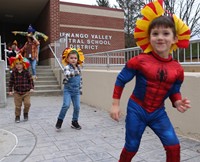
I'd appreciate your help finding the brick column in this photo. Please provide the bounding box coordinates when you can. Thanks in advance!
[49,0,60,42]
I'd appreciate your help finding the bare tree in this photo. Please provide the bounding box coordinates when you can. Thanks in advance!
[116,0,200,48]
[116,0,145,47]
[96,0,110,7]
[163,0,175,14]
[175,0,200,38]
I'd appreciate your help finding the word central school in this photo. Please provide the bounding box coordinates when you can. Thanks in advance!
[68,39,111,45]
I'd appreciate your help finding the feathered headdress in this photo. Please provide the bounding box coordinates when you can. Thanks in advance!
[134,0,190,53]
[9,54,30,69]
[61,48,84,66]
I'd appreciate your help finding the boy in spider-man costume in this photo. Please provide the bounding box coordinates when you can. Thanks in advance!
[110,1,191,162]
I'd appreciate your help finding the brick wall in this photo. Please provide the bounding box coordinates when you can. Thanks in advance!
[38,1,125,63]
[59,2,125,54]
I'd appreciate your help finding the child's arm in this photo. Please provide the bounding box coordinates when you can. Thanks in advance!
[169,67,186,110]
[8,72,14,95]
[5,49,12,53]
[64,65,80,79]
[34,31,48,41]
[110,99,121,122]
[110,58,137,121]
[19,43,27,55]
[27,71,34,91]
[12,31,28,36]
[32,35,40,46]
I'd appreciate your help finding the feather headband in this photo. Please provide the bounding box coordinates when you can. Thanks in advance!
[9,54,30,69]
[134,0,190,53]
[61,48,84,66]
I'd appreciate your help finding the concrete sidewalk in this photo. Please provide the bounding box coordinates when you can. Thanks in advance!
[0,96,200,162]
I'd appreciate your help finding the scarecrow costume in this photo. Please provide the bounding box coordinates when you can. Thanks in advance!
[12,24,48,41]
[55,48,84,130]
[8,54,34,123]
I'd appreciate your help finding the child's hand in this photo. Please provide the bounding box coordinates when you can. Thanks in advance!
[44,36,48,41]
[5,49,11,53]
[174,98,191,113]
[110,105,121,122]
[8,92,13,96]
[30,89,34,93]
[12,31,17,35]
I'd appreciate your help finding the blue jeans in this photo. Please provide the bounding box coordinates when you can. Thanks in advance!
[28,59,37,76]
[58,75,81,121]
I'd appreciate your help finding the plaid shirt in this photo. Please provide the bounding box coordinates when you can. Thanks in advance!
[63,64,83,94]
[20,40,39,60]
[8,69,34,95]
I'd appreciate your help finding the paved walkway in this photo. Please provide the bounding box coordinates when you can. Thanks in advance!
[0,96,200,162]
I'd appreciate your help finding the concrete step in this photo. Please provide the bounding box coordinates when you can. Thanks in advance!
[36,73,55,76]
[34,80,59,85]
[34,85,61,90]
[36,66,51,69]
[5,65,62,96]
[35,77,57,81]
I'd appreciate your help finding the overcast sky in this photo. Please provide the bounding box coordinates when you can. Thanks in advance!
[60,0,118,7]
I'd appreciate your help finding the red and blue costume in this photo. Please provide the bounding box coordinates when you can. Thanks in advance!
[113,52,183,162]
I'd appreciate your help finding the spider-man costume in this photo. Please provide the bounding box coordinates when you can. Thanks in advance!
[113,52,183,162]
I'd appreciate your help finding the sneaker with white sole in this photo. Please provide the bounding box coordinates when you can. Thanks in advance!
[71,121,81,130]
[55,119,63,129]
[24,113,28,121]
[15,116,20,123]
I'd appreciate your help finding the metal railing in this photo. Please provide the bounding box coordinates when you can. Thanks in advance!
[83,38,200,68]
[47,36,200,70]
[0,35,8,70]
[83,47,142,68]
[2,35,200,71]
[50,35,68,70]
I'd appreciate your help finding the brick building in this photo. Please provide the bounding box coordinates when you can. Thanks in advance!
[0,0,124,65]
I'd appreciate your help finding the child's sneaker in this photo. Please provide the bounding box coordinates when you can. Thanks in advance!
[71,121,81,130]
[55,119,63,129]
[15,116,20,123]
[32,75,38,81]
[24,113,28,121]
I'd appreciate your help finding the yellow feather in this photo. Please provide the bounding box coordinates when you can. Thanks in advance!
[136,20,150,30]
[154,1,164,16]
[144,44,153,53]
[136,38,149,46]
[141,6,157,20]
[134,32,147,38]
[173,15,190,34]
[178,35,190,40]
[170,44,178,53]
